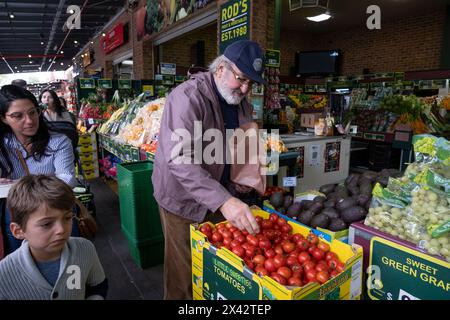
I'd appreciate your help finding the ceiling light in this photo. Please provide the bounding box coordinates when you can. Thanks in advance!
[69,9,75,14]
[60,62,64,66]
[29,61,32,64]
[102,33,106,37]
[60,50,64,54]
[74,40,78,44]
[14,66,17,69]
[9,13,14,19]
[48,58,52,62]
[306,13,331,22]
[90,41,94,44]
[41,41,44,45]
[28,54,32,58]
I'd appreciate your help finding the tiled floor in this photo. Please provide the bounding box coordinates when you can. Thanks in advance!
[89,178,164,300]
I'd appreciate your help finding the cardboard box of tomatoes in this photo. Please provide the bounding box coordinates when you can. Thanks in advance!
[191,208,363,300]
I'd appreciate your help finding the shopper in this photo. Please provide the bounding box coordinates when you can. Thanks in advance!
[39,89,75,124]
[59,96,77,125]
[152,40,266,299]
[10,79,27,89]
[0,85,77,255]
[0,175,107,300]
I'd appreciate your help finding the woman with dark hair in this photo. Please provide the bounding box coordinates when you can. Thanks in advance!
[39,89,75,124]
[0,85,77,255]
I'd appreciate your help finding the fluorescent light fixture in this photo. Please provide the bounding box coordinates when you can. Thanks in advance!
[121,60,133,65]
[306,13,331,22]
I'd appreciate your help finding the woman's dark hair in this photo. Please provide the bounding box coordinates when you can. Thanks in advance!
[0,85,50,178]
[39,89,64,117]
[59,96,67,110]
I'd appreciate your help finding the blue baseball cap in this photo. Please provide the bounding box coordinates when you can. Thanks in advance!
[223,40,267,85]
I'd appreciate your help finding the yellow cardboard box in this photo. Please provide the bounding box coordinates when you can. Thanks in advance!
[191,208,363,300]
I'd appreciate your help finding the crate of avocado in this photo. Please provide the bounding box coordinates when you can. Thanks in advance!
[264,169,403,243]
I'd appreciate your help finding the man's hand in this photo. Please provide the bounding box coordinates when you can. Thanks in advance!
[219,197,260,235]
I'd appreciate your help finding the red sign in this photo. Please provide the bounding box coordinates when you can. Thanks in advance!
[101,23,124,54]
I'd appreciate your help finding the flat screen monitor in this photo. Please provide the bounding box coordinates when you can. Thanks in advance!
[297,50,340,76]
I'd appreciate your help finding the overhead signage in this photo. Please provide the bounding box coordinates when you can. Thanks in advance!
[219,0,250,53]
[101,23,125,54]
[97,79,112,89]
[118,79,132,89]
[265,49,281,68]
[160,63,176,75]
[79,78,96,89]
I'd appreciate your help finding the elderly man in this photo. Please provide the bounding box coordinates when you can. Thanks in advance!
[152,40,266,299]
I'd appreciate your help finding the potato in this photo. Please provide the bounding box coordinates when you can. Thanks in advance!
[427,191,438,201]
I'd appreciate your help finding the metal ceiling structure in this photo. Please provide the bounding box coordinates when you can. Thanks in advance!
[0,0,125,75]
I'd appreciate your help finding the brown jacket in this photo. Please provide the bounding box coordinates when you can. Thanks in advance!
[152,71,253,222]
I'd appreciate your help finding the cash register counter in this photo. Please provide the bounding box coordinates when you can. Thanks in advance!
[271,134,351,193]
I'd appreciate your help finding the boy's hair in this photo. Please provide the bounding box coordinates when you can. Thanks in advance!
[7,175,75,229]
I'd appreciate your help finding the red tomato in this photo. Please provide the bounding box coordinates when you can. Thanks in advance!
[317,241,330,252]
[281,224,293,234]
[232,246,245,258]
[222,230,232,239]
[264,248,276,259]
[255,216,263,225]
[277,266,292,280]
[292,270,303,279]
[274,245,284,255]
[223,237,232,248]
[292,233,305,243]
[229,226,237,233]
[273,237,282,245]
[270,273,287,285]
[261,220,274,229]
[255,265,268,277]
[273,254,287,269]
[233,230,242,239]
[216,223,226,230]
[312,248,326,261]
[296,238,309,252]
[277,217,287,227]
[287,277,303,287]
[200,224,212,234]
[235,235,246,244]
[264,258,277,273]
[273,224,280,231]
[259,238,271,250]
[246,234,259,247]
[253,254,265,265]
[282,241,296,253]
[244,258,254,270]
[308,245,317,255]
[269,213,279,223]
[230,240,241,249]
[288,250,299,258]
[307,233,319,245]
[325,251,339,262]
[242,230,249,236]
[316,271,330,284]
[305,270,317,282]
[330,270,340,278]
[281,233,291,241]
[245,247,256,258]
[213,242,223,248]
[286,255,298,267]
[315,262,328,273]
[291,263,303,274]
[327,258,341,270]
[211,232,223,243]
[302,261,316,273]
[335,262,346,273]
[298,252,311,264]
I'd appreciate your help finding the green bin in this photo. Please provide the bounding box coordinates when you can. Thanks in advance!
[117,161,164,268]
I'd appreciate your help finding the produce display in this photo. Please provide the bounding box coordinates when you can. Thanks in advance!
[199,214,346,287]
[364,134,450,262]
[266,169,402,232]
[79,89,122,121]
[287,94,328,110]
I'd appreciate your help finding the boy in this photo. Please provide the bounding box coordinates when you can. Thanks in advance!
[0,175,107,300]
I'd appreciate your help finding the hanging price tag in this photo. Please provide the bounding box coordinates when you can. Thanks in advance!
[283,177,297,187]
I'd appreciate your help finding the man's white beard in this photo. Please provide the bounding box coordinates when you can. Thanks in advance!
[217,77,245,105]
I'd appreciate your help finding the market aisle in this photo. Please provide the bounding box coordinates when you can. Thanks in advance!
[89,178,164,300]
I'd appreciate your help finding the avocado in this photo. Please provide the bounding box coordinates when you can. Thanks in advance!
[336,198,357,212]
[283,195,293,209]
[313,196,327,203]
[340,206,367,224]
[298,210,315,226]
[328,218,347,231]
[323,199,336,208]
[286,203,301,218]
[319,184,336,195]
[310,214,330,229]
[321,208,340,219]
[300,200,314,210]
[270,191,284,209]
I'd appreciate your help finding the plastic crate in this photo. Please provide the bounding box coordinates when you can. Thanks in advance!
[126,235,164,269]
[117,161,163,243]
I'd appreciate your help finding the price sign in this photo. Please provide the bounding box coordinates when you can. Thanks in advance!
[283,177,297,187]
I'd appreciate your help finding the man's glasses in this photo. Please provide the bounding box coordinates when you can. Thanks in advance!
[226,65,253,87]
[5,108,42,122]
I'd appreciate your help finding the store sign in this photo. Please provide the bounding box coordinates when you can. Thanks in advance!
[219,0,250,53]
[162,75,174,85]
[97,79,112,89]
[175,75,187,83]
[316,85,327,93]
[296,146,304,178]
[79,78,96,89]
[305,85,316,93]
[266,49,281,68]
[160,63,176,75]
[142,85,154,96]
[324,142,341,173]
[202,248,260,300]
[101,23,125,54]
[283,177,297,188]
[82,51,92,67]
[432,79,447,89]
[118,79,132,89]
[368,237,450,300]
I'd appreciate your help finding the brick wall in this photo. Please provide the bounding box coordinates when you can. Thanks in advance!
[280,10,446,76]
[160,24,217,68]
